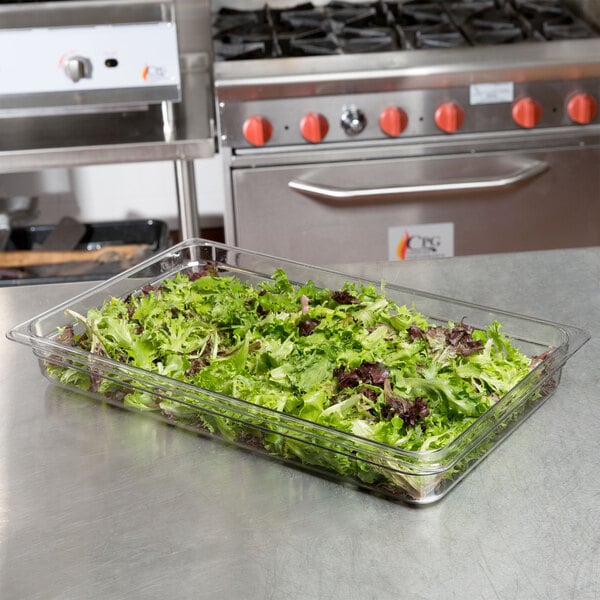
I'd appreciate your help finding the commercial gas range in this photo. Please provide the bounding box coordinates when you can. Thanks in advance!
[212,0,600,264]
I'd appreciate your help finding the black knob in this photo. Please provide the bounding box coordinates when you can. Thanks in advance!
[340,107,367,135]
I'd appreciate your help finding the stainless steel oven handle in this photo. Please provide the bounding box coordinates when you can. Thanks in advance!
[288,158,548,203]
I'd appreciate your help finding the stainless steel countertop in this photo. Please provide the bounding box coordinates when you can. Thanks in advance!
[1,247,598,600]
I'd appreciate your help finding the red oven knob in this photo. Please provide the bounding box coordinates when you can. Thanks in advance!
[512,97,542,129]
[379,106,408,137]
[567,93,598,125]
[242,115,273,146]
[434,102,464,133]
[300,112,329,143]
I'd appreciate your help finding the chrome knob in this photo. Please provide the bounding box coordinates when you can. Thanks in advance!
[63,56,92,83]
[340,107,366,135]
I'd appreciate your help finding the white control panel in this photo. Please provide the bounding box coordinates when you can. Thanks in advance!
[0,22,180,104]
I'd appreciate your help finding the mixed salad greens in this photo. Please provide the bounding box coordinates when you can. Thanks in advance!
[52,265,534,456]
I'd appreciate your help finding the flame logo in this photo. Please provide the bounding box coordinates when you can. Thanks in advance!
[396,230,410,260]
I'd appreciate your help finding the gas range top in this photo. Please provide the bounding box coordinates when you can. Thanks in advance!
[212,0,600,61]
[212,0,600,152]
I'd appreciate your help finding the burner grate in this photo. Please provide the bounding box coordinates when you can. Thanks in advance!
[510,0,599,39]
[211,0,600,60]
[454,5,532,45]
[542,16,599,40]
[389,0,471,49]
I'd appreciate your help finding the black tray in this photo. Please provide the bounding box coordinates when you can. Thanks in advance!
[1,219,170,286]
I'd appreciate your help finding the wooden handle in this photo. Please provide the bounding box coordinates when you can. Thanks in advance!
[0,244,150,268]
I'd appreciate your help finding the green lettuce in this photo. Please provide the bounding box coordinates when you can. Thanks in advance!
[51,268,532,457]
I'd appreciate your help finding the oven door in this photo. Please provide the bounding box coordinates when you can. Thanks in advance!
[228,146,600,265]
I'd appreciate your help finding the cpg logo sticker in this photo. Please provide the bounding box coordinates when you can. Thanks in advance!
[141,64,168,82]
[388,222,454,261]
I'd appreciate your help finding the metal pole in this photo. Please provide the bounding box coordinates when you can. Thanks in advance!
[173,158,200,240]
[163,97,201,241]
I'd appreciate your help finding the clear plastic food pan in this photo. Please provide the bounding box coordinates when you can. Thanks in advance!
[7,239,589,504]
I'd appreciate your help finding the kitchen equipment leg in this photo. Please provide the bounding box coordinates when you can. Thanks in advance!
[173,158,199,240]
